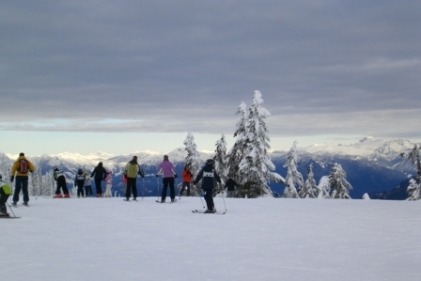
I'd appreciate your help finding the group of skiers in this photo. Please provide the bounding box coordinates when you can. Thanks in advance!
[0,153,240,217]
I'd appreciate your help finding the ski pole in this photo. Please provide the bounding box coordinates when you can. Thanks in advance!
[156,176,160,201]
[142,177,144,200]
[220,183,227,213]
[197,185,205,209]
[6,200,17,218]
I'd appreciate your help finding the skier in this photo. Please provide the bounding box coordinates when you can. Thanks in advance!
[193,159,221,213]
[156,155,177,203]
[10,152,35,206]
[74,168,85,198]
[180,165,193,196]
[91,162,107,197]
[84,172,93,197]
[225,178,239,198]
[104,170,113,197]
[124,156,145,201]
[0,175,12,217]
[53,166,70,198]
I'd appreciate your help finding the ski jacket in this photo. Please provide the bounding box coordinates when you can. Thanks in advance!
[11,156,35,177]
[54,168,66,184]
[193,164,221,190]
[91,165,107,181]
[125,161,144,178]
[0,180,12,195]
[225,179,239,191]
[157,160,176,178]
[84,173,92,186]
[105,171,112,184]
[74,171,85,187]
[182,169,193,183]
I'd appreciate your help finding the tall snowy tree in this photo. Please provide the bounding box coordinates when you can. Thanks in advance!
[282,141,303,198]
[227,101,248,184]
[329,163,352,199]
[183,133,203,195]
[406,179,421,201]
[213,134,229,184]
[237,91,284,198]
[400,144,421,200]
[317,175,330,199]
[299,163,318,198]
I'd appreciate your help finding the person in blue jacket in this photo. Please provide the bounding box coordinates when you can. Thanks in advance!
[193,159,221,213]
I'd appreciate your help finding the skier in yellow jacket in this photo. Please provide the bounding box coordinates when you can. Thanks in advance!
[10,152,35,207]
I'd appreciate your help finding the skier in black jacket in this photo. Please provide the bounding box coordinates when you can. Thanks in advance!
[193,159,221,213]
[91,162,107,197]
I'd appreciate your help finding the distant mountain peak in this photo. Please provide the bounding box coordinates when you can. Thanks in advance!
[359,136,376,143]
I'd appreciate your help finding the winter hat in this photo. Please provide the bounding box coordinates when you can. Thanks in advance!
[19,152,25,156]
[164,155,169,160]
[206,159,215,166]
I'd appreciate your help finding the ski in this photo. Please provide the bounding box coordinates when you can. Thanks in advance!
[0,216,20,219]
[192,209,226,215]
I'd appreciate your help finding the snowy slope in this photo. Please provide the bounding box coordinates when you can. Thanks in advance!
[1,197,420,281]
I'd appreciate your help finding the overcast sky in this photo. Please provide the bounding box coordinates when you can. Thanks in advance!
[1,0,421,156]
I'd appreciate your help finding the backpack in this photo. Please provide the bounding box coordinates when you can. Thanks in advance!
[18,160,29,173]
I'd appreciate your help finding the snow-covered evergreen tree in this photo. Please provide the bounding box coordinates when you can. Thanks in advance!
[213,134,229,184]
[299,163,317,198]
[183,133,203,195]
[238,91,284,198]
[329,163,352,199]
[400,144,421,200]
[282,141,303,198]
[406,179,421,201]
[227,101,248,184]
[317,175,330,199]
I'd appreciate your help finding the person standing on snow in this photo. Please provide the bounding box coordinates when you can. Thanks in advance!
[10,152,35,206]
[224,178,239,198]
[104,169,113,197]
[124,156,145,201]
[0,175,12,217]
[156,155,177,203]
[53,166,70,198]
[84,172,93,197]
[193,159,221,213]
[91,162,107,197]
[180,165,193,196]
[74,168,86,198]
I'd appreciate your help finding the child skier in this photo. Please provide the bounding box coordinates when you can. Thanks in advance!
[74,168,85,198]
[104,170,112,197]
[84,172,93,197]
[53,166,70,198]
[0,175,12,217]
[180,165,193,196]
[193,159,221,213]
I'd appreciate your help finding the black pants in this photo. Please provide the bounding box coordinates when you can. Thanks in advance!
[180,182,190,196]
[12,176,29,203]
[94,179,103,195]
[126,177,137,199]
[204,189,214,210]
[0,189,10,213]
[76,184,85,197]
[161,177,175,201]
[55,179,69,195]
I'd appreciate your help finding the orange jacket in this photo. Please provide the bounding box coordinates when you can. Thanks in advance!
[182,169,192,182]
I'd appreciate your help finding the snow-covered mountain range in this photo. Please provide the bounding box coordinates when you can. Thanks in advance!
[1,137,418,199]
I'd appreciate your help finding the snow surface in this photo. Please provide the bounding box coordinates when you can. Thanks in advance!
[1,197,420,281]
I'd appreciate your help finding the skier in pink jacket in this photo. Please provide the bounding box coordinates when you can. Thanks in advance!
[156,155,177,203]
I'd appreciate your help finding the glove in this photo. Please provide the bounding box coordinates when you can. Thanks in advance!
[10,176,14,182]
[174,174,178,178]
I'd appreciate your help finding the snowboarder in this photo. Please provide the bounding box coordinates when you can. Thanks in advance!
[10,152,35,206]
[53,166,70,198]
[180,165,193,196]
[84,172,93,197]
[193,159,221,213]
[74,168,85,198]
[124,156,145,201]
[0,175,12,217]
[156,155,177,203]
[225,178,239,198]
[104,169,113,197]
[91,162,107,197]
